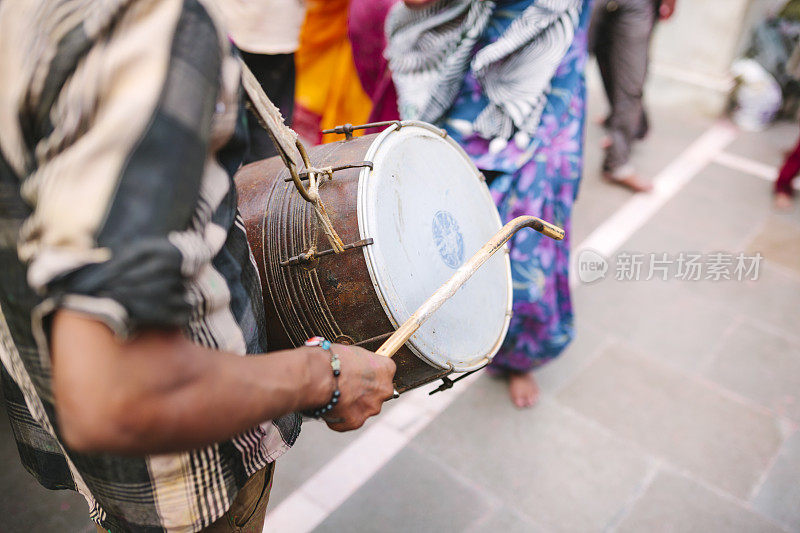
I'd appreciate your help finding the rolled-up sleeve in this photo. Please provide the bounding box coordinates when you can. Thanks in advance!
[18,0,226,337]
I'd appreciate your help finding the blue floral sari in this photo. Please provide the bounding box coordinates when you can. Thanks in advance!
[442,0,592,373]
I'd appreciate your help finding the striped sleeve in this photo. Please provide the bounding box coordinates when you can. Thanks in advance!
[17,0,225,337]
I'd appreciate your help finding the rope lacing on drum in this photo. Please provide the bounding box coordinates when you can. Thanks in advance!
[304,166,345,253]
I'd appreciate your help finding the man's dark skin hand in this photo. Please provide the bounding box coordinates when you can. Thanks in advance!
[51,310,396,455]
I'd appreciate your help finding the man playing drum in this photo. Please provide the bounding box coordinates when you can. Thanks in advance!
[0,1,395,532]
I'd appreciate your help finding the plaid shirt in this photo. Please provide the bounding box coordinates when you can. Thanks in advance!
[0,0,300,531]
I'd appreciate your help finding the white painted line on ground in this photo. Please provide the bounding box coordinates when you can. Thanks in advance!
[712,150,800,193]
[712,151,785,183]
[265,121,739,533]
[570,121,739,286]
[265,493,329,533]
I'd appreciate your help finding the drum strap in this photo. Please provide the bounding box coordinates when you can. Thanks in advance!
[239,59,345,253]
[239,59,301,169]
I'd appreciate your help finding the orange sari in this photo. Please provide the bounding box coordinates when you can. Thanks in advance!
[293,0,371,143]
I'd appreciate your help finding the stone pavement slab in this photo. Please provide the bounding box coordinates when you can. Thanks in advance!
[572,274,677,338]
[747,214,800,276]
[703,321,800,422]
[690,263,800,345]
[574,278,735,373]
[534,319,610,396]
[571,166,633,245]
[617,469,785,533]
[313,446,495,533]
[412,378,652,533]
[623,164,774,254]
[468,505,547,533]
[557,343,785,499]
[751,431,800,531]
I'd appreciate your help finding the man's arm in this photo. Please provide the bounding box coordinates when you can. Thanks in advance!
[52,310,395,454]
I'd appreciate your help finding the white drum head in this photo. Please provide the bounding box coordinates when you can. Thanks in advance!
[357,122,512,371]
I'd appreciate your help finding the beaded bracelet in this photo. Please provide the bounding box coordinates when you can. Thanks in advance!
[301,336,341,419]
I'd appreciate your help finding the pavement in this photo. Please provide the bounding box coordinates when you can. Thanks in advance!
[2,64,800,533]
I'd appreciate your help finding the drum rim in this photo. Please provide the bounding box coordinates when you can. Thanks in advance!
[356,120,513,372]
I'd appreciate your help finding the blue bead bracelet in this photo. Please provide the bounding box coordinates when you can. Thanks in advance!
[302,337,341,419]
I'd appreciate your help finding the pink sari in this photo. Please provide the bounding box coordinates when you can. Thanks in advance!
[348,0,401,127]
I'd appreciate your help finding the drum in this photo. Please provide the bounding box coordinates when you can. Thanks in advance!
[236,121,512,392]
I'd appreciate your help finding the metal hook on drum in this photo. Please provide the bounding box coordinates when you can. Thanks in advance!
[322,120,403,140]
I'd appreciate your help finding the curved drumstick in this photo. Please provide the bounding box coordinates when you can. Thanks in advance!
[375,216,565,358]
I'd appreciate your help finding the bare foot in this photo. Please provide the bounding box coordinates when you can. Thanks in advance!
[508,372,540,408]
[774,191,794,210]
[603,171,653,193]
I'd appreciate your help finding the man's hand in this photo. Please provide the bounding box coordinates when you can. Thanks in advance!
[659,0,677,20]
[318,345,396,432]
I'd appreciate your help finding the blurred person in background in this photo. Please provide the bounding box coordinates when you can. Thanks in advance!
[387,0,593,408]
[0,1,395,531]
[215,0,305,163]
[589,0,678,192]
[775,133,800,208]
[349,0,402,129]
[774,42,800,209]
[293,0,373,144]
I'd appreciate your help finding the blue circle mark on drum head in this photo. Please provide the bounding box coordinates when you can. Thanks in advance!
[432,210,464,269]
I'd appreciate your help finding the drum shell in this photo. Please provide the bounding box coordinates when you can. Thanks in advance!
[235,135,451,392]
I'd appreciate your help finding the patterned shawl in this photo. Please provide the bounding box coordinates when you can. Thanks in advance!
[386,0,582,140]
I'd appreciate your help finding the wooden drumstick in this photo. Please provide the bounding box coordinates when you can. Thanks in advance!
[375,215,565,358]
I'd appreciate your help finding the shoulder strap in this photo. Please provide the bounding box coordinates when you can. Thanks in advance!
[238,57,302,171]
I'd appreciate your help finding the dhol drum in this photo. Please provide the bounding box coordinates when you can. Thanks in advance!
[236,121,513,393]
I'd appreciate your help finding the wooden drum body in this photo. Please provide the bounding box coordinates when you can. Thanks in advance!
[236,122,512,392]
